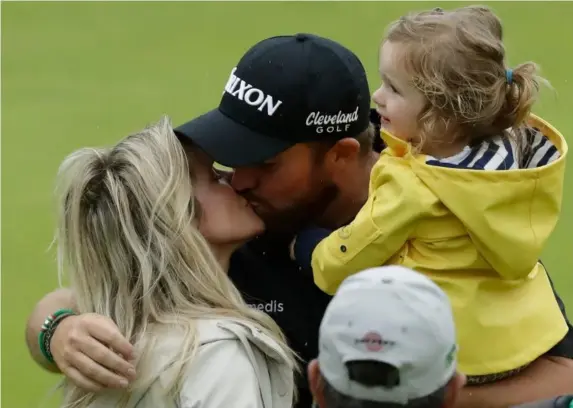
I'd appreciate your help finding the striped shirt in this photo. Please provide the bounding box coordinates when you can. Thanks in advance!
[426,127,560,170]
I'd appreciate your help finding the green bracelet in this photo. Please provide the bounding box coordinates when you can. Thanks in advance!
[38,308,76,363]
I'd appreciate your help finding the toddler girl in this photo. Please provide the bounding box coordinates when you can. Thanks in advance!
[293,5,568,383]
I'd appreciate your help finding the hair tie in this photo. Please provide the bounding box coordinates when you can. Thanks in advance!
[506,69,513,85]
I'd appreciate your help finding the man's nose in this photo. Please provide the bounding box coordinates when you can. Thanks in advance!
[230,168,258,192]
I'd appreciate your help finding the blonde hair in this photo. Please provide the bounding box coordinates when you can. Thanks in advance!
[385,5,547,151]
[55,116,297,407]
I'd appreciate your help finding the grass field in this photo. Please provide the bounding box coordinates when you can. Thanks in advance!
[2,2,573,407]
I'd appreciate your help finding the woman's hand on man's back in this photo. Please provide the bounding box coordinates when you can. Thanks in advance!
[51,313,137,392]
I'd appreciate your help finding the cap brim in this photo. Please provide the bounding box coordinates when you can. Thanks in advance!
[174,109,293,168]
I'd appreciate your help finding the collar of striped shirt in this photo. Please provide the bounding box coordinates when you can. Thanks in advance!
[425,127,560,171]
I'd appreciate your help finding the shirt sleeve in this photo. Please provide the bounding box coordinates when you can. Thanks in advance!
[293,227,332,270]
[179,339,265,408]
[311,165,425,295]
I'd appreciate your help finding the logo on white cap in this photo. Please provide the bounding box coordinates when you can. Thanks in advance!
[318,266,458,404]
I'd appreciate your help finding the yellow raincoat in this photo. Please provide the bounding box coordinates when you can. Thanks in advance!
[311,115,569,375]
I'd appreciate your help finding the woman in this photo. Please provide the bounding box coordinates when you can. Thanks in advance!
[52,116,296,407]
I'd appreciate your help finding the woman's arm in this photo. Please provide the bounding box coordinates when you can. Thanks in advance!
[25,289,136,391]
[26,288,76,372]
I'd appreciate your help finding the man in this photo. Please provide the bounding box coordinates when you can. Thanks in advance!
[308,265,467,408]
[26,34,573,408]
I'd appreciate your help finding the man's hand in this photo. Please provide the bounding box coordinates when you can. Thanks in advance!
[51,313,136,392]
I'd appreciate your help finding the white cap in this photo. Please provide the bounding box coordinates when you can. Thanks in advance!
[318,266,457,404]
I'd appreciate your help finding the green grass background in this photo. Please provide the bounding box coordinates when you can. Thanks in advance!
[2,1,572,406]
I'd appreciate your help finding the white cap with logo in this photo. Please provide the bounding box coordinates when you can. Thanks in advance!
[318,266,458,404]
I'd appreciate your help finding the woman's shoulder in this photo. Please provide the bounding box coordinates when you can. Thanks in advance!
[152,317,289,363]
[190,317,287,368]
[180,318,294,408]
[138,318,294,408]
[196,318,293,365]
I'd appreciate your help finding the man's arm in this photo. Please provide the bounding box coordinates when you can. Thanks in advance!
[25,289,136,391]
[514,394,573,408]
[456,356,573,408]
[26,288,76,372]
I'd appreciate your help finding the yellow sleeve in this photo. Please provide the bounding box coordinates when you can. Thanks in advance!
[311,166,424,295]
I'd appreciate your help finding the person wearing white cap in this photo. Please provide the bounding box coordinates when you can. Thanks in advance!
[307,265,466,408]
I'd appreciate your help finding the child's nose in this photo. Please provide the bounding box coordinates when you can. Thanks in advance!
[371,87,385,107]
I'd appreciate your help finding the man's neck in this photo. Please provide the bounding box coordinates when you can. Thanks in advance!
[319,151,377,229]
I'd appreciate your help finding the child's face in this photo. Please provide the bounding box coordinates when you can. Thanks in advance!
[372,41,426,143]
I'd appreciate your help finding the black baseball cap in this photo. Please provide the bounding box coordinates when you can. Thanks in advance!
[175,33,371,167]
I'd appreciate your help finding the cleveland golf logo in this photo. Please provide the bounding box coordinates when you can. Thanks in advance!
[305,106,359,134]
[223,67,283,116]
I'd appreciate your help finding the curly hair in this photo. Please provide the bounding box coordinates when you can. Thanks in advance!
[384,5,547,152]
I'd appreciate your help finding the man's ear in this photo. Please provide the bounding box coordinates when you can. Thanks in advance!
[324,138,361,172]
[308,359,327,408]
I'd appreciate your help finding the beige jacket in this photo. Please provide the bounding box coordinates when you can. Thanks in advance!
[88,318,295,408]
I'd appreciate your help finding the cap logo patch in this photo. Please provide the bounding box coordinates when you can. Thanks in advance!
[223,67,283,117]
[355,331,395,352]
[306,107,360,134]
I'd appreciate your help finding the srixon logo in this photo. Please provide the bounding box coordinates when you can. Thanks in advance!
[223,67,283,116]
